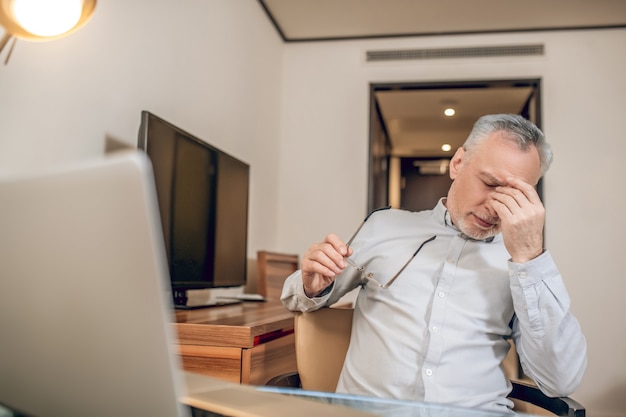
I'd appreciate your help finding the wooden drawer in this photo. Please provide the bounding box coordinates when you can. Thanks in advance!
[242,333,297,385]
[176,332,296,385]
[177,344,242,383]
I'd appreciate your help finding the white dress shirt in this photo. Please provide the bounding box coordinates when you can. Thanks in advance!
[281,200,587,413]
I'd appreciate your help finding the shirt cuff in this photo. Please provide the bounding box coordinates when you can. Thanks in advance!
[304,281,334,298]
[508,249,558,286]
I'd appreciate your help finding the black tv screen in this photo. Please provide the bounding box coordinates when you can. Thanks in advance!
[137,111,249,308]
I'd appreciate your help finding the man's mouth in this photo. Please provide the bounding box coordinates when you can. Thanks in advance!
[473,214,497,229]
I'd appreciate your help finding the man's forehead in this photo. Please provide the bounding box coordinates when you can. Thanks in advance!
[470,135,542,185]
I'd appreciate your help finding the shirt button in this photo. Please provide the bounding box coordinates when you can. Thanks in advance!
[425,369,433,376]
[438,291,445,298]
[447,258,455,264]
[432,326,439,333]
[519,272,527,278]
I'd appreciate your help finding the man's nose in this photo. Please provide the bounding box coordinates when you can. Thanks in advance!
[485,204,498,219]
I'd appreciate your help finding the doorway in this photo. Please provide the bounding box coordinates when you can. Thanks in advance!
[368,79,541,213]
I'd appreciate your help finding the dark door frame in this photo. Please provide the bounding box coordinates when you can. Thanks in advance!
[368,78,542,213]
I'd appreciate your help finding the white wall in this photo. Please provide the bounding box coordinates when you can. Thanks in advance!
[0,0,284,255]
[277,29,626,417]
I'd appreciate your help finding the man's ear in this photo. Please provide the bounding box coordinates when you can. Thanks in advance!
[449,147,465,180]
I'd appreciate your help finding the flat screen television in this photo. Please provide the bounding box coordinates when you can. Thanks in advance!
[137,111,249,309]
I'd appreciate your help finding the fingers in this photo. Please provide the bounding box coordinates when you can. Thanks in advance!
[301,233,352,297]
[487,177,545,262]
[498,177,541,205]
[302,233,349,278]
[490,177,541,217]
[325,233,350,257]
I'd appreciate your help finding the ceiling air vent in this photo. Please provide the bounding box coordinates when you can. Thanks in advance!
[366,44,544,62]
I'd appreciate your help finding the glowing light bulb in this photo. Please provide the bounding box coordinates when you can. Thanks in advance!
[441,144,452,152]
[444,108,456,117]
[12,0,83,37]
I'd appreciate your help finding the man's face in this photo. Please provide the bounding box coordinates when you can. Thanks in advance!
[445,131,542,240]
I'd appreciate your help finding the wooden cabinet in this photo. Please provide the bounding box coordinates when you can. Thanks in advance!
[173,301,297,385]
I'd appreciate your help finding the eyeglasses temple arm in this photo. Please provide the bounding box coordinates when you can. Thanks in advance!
[346,206,392,247]
[382,235,437,289]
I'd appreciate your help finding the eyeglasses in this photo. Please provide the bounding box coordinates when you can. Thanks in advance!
[344,207,436,289]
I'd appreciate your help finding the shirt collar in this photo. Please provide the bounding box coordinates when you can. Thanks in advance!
[433,198,450,228]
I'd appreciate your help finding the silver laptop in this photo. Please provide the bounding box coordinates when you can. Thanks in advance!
[0,152,190,417]
[0,151,382,417]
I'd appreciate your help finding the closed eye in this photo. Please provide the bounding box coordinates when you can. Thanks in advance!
[479,172,505,188]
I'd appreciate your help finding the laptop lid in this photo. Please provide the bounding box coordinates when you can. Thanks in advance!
[0,152,189,417]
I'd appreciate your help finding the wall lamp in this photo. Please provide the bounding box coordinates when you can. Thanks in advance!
[0,0,96,65]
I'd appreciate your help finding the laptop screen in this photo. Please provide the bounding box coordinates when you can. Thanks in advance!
[0,152,189,417]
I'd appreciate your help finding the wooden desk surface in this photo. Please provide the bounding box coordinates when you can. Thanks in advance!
[174,301,294,348]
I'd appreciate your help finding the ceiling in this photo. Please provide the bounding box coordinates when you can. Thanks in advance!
[259,0,626,42]
[259,0,626,158]
[375,86,533,157]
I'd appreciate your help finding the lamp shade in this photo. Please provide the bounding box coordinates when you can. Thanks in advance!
[0,0,96,42]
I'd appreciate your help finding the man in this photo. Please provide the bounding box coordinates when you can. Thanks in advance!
[281,114,587,413]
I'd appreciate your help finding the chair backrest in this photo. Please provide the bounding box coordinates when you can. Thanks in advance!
[293,308,584,417]
[257,251,299,300]
[294,308,353,392]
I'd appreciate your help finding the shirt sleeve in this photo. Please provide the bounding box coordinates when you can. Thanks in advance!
[508,250,588,397]
[281,267,362,312]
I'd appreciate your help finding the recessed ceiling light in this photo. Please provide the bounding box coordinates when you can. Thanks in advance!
[444,108,456,117]
[441,144,452,152]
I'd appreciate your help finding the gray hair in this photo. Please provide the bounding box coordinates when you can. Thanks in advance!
[463,114,553,177]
